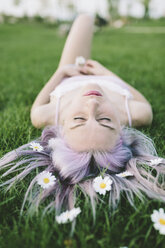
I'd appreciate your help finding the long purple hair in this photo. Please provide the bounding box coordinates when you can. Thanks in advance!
[0,126,165,219]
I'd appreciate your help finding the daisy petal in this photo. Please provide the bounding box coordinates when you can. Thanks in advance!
[150,158,163,166]
[37,171,56,189]
[93,175,113,195]
[56,207,81,224]
[116,170,134,178]
[29,142,43,152]
[151,208,165,235]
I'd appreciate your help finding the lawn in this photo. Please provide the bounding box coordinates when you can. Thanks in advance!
[0,20,165,248]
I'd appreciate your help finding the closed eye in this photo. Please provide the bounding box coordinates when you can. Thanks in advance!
[70,117,115,129]
[74,117,111,121]
[99,118,111,121]
[74,117,86,120]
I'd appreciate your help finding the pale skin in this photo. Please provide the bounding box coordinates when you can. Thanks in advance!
[30,14,153,152]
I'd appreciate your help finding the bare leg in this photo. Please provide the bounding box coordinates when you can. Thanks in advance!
[58,14,94,68]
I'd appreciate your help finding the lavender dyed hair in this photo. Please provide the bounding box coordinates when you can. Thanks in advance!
[0,126,165,219]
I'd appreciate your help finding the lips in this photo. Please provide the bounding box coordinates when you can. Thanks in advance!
[84,90,102,96]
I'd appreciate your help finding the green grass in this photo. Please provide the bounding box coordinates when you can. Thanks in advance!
[0,21,165,248]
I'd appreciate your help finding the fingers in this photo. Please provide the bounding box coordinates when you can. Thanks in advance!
[70,68,82,76]
[75,60,99,75]
[79,64,95,75]
[86,59,99,67]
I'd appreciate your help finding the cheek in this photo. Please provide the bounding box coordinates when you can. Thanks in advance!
[101,103,119,120]
[65,100,85,117]
[59,98,77,121]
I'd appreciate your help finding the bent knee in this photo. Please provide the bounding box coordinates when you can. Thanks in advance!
[75,13,94,25]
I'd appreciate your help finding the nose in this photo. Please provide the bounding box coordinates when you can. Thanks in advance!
[86,98,99,117]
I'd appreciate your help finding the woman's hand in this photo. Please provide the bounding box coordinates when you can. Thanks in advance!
[79,59,113,76]
[57,64,82,78]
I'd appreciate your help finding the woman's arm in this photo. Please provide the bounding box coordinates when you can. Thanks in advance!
[129,100,153,126]
[30,69,63,128]
[31,70,63,110]
[31,65,82,128]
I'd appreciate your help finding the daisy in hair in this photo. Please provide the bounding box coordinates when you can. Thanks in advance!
[93,175,113,195]
[29,142,43,152]
[150,158,163,166]
[37,171,56,189]
[116,170,134,178]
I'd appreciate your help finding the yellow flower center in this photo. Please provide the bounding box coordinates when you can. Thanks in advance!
[34,146,38,149]
[159,218,165,225]
[64,239,72,246]
[100,182,106,189]
[43,178,50,184]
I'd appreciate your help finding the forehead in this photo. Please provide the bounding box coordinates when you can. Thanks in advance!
[63,123,120,152]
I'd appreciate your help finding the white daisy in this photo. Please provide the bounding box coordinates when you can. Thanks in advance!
[75,56,86,67]
[116,170,134,178]
[151,208,165,235]
[69,207,81,219]
[150,158,163,166]
[37,171,56,189]
[29,142,43,152]
[93,176,113,195]
[56,207,81,224]
[56,211,69,224]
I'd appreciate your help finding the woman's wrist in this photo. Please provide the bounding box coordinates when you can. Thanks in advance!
[56,64,82,78]
[55,67,66,78]
[103,68,115,76]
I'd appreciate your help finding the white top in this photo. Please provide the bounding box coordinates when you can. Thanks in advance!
[50,75,133,126]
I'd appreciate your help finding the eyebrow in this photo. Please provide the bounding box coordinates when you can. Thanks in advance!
[70,123,115,130]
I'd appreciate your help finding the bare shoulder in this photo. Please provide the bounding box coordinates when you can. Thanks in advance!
[30,102,56,128]
[110,75,153,126]
[129,100,153,127]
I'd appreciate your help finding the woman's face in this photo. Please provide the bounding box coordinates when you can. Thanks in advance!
[60,83,121,152]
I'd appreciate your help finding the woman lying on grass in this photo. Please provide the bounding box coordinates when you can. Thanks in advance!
[0,14,165,223]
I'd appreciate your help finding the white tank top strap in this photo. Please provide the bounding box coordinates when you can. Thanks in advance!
[55,96,61,126]
[50,75,133,127]
[125,96,132,127]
